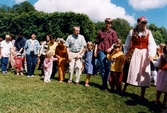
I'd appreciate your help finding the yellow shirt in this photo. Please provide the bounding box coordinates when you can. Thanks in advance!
[48,42,58,56]
[107,51,124,72]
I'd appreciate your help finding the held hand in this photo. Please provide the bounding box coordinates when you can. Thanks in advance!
[56,55,60,59]
[94,53,97,57]
[148,56,153,62]
[106,48,112,54]
[68,57,72,62]
[75,56,80,60]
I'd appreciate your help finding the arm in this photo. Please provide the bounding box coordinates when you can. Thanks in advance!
[19,38,26,53]
[94,44,98,57]
[148,30,156,60]
[124,30,133,55]
[151,56,161,68]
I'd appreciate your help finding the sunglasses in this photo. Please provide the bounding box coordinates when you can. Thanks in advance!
[114,45,120,49]
[141,21,147,24]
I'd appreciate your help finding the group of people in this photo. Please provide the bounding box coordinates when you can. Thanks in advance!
[0,16,167,108]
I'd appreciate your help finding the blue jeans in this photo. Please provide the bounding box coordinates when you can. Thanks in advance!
[1,57,9,72]
[26,52,37,76]
[98,50,110,89]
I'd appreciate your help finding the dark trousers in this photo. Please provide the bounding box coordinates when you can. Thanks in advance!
[26,52,37,76]
[109,71,122,92]
[51,61,57,79]
[1,57,9,71]
[38,54,45,75]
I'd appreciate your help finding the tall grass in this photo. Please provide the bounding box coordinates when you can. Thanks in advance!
[0,70,166,113]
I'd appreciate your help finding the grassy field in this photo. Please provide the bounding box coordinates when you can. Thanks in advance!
[0,69,166,113]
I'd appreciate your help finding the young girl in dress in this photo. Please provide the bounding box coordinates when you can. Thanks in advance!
[14,52,25,75]
[43,50,58,83]
[83,41,95,87]
[150,45,167,107]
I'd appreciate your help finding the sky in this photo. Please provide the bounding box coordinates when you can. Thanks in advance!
[0,0,167,29]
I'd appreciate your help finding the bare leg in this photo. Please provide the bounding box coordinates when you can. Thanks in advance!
[163,93,167,106]
[156,91,161,103]
[140,87,147,98]
[122,83,128,92]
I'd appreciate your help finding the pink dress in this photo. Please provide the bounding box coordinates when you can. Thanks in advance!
[44,56,57,71]
[153,54,167,93]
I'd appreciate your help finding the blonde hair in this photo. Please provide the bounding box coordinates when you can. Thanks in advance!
[45,50,52,58]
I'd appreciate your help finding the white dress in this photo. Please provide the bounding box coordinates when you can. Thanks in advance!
[124,29,156,86]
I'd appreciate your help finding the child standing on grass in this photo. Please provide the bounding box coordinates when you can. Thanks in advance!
[107,42,124,93]
[83,41,95,87]
[150,45,167,107]
[43,50,58,83]
[14,52,25,75]
[0,34,13,74]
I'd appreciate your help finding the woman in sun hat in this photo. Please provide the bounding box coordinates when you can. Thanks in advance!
[122,16,156,100]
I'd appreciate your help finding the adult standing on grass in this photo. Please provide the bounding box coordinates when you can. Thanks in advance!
[0,34,13,74]
[24,33,40,77]
[48,36,58,79]
[65,26,86,85]
[122,16,156,99]
[94,18,118,90]
[38,34,51,77]
[14,31,26,54]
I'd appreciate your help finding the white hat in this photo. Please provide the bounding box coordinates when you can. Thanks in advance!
[17,52,21,56]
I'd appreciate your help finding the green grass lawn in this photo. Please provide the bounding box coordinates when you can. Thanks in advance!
[0,69,166,113]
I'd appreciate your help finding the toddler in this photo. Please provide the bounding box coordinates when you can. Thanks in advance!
[14,52,25,75]
[43,50,58,83]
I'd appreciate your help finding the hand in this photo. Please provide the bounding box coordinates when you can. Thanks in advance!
[68,57,72,62]
[106,48,112,54]
[148,56,153,61]
[94,53,97,57]
[56,55,60,59]
[75,56,80,60]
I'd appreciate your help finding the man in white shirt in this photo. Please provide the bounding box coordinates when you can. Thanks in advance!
[0,34,13,74]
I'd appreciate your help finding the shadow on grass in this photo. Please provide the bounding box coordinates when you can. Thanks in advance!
[123,92,165,113]
[79,81,101,89]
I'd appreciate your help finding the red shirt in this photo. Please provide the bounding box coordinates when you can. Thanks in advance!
[14,57,25,68]
[95,28,118,52]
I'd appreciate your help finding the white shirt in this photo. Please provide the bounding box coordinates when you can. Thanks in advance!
[0,40,13,57]
[30,39,35,51]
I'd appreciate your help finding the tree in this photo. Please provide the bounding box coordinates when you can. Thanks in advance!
[112,18,132,43]
[12,1,36,14]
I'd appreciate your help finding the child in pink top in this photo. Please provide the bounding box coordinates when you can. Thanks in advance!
[43,50,58,83]
[14,52,25,75]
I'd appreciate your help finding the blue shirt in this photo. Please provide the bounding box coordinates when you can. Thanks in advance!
[24,39,40,55]
[65,34,86,52]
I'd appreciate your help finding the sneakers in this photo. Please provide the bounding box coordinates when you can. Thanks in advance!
[16,73,19,76]
[31,75,34,77]
[44,79,51,83]
[2,71,6,74]
[2,71,8,74]
[20,72,23,75]
[27,75,30,77]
